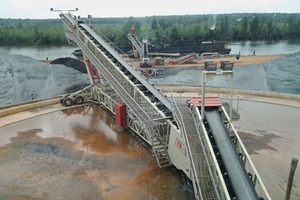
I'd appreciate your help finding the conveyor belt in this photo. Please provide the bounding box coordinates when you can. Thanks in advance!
[205,108,259,200]
[79,23,171,111]
[132,34,142,49]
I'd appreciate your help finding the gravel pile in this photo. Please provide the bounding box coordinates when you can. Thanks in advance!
[0,53,89,107]
[50,57,87,74]
[152,51,300,95]
[263,51,300,94]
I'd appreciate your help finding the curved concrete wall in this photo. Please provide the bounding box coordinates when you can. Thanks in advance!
[1,86,299,119]
[0,98,60,118]
[157,85,300,102]
[158,85,300,108]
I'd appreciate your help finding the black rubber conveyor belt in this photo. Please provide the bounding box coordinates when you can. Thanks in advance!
[205,108,259,200]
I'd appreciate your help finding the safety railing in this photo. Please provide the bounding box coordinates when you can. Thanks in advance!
[218,90,240,114]
[191,104,231,200]
[170,93,202,200]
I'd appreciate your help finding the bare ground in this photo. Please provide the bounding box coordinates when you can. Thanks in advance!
[163,54,284,68]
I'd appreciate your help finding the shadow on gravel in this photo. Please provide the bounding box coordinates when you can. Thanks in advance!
[50,57,87,74]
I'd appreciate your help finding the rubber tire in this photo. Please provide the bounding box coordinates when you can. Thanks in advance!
[75,96,84,104]
[63,98,73,106]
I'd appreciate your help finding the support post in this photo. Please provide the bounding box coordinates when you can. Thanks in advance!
[285,158,298,200]
[83,54,94,85]
[201,71,206,121]
[229,73,233,123]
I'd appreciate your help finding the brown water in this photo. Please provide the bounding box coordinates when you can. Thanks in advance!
[0,105,195,200]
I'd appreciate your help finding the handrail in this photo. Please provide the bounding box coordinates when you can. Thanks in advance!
[218,90,239,108]
[170,93,202,200]
[192,104,231,200]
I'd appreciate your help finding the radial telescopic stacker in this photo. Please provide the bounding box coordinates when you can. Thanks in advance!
[53,8,272,200]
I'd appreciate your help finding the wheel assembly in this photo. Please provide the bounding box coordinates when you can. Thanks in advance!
[63,98,73,106]
[75,96,84,104]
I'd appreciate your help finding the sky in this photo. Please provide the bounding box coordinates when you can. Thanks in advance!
[1,0,299,19]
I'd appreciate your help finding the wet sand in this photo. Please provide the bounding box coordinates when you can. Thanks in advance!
[200,54,284,66]
[163,54,283,68]
[0,105,194,200]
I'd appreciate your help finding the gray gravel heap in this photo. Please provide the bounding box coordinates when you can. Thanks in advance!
[0,53,89,107]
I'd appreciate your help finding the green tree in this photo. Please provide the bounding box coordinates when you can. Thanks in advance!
[154,30,163,42]
[151,16,158,30]
[1,13,300,46]
[218,15,230,40]
[250,16,260,39]
[266,18,274,40]
[240,17,249,40]
[122,17,142,34]
[158,18,167,29]
[287,15,297,38]
[169,26,180,41]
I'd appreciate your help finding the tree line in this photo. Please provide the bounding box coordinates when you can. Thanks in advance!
[0,13,300,46]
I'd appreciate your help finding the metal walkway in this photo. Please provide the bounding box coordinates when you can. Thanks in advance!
[174,104,219,199]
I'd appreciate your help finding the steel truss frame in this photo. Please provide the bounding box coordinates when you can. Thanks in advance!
[60,12,173,167]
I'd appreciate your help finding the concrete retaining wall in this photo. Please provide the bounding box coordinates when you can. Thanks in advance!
[157,85,300,102]
[0,86,299,118]
[0,98,60,118]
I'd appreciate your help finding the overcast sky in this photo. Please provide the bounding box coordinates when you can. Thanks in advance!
[1,0,299,19]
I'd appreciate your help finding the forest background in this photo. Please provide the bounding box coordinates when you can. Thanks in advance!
[1,13,300,46]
